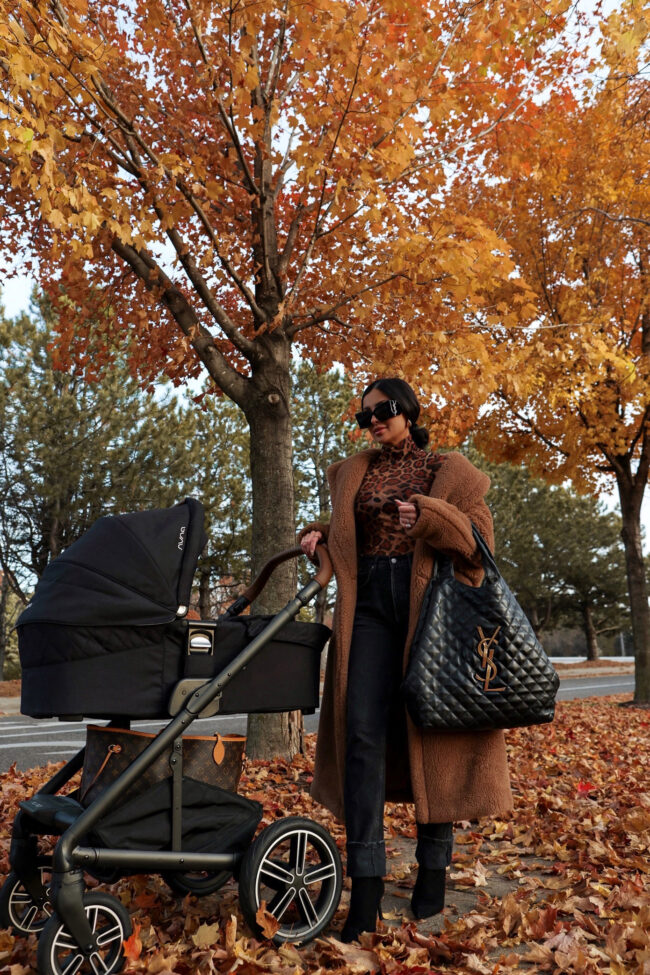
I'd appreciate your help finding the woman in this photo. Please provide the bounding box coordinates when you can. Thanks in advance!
[299,377,512,942]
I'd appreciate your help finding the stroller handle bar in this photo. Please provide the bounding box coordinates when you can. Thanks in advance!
[222,544,332,618]
[310,543,333,589]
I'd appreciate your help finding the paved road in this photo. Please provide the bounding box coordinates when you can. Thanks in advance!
[0,674,634,774]
[555,674,634,701]
[0,711,321,774]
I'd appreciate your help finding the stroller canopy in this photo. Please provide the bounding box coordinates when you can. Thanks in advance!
[18,498,207,627]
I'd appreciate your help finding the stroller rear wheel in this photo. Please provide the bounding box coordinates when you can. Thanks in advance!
[37,891,132,975]
[0,856,53,934]
[161,869,232,896]
[239,816,342,945]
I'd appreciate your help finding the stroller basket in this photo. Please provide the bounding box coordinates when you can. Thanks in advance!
[90,778,262,855]
[19,780,263,858]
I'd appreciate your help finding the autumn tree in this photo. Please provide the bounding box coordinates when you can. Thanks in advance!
[480,454,629,659]
[464,1,650,701]
[0,0,579,754]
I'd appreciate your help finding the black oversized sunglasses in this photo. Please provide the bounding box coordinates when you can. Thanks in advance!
[355,399,402,428]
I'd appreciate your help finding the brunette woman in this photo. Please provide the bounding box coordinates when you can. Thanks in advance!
[299,378,512,942]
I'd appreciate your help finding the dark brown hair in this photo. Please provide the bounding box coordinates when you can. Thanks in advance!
[361,378,429,448]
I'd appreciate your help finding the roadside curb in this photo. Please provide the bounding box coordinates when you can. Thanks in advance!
[0,696,20,715]
[555,667,634,678]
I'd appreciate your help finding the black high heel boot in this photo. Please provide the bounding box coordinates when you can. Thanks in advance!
[341,877,384,942]
[411,867,446,920]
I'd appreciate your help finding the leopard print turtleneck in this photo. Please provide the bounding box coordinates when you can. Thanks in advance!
[355,436,442,556]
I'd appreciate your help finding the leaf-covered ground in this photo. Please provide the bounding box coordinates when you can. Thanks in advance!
[1,696,648,974]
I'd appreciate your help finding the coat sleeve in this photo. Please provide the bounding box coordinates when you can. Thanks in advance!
[406,455,494,582]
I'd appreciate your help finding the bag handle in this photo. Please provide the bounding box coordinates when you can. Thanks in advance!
[433,525,498,582]
[471,524,500,581]
[80,743,122,802]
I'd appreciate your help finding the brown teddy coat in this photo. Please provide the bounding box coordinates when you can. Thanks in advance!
[299,448,513,825]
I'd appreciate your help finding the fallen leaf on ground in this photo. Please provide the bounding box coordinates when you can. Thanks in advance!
[1,697,648,975]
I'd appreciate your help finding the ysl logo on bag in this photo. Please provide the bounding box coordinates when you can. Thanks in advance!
[474,627,506,692]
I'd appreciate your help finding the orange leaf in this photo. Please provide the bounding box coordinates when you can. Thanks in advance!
[122,923,142,962]
[255,901,281,939]
[133,890,159,909]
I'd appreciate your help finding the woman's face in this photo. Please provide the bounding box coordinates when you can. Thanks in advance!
[361,389,410,447]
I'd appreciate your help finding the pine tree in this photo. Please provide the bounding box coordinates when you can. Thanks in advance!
[477,452,630,657]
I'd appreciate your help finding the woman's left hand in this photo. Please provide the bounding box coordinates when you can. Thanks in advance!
[395,499,418,531]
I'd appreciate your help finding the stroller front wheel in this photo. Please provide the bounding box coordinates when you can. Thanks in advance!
[37,891,132,975]
[0,857,53,934]
[239,816,342,945]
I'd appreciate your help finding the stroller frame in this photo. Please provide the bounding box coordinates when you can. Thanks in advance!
[4,545,340,973]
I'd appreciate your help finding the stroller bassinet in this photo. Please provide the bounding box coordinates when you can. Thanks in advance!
[17,498,329,719]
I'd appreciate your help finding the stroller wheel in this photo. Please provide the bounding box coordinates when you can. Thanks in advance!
[239,816,342,945]
[161,869,232,896]
[37,891,132,975]
[0,857,53,934]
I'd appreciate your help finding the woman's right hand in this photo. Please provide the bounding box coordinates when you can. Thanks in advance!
[300,530,323,559]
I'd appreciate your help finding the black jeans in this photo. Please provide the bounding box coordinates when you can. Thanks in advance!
[344,553,453,877]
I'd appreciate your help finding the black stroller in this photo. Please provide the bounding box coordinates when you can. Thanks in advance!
[0,499,342,975]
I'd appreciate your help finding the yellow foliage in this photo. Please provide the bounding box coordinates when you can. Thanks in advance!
[468,30,650,491]
[0,0,589,446]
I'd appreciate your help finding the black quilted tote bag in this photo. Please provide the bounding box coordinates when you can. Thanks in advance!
[402,526,560,731]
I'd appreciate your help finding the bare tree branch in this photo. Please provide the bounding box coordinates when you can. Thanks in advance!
[568,206,650,230]
[498,392,572,459]
[287,273,409,336]
[110,238,250,406]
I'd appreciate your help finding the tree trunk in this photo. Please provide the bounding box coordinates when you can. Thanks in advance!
[616,474,650,704]
[0,571,7,680]
[243,338,303,759]
[582,603,599,661]
[198,567,211,619]
[528,603,540,634]
[314,587,328,626]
